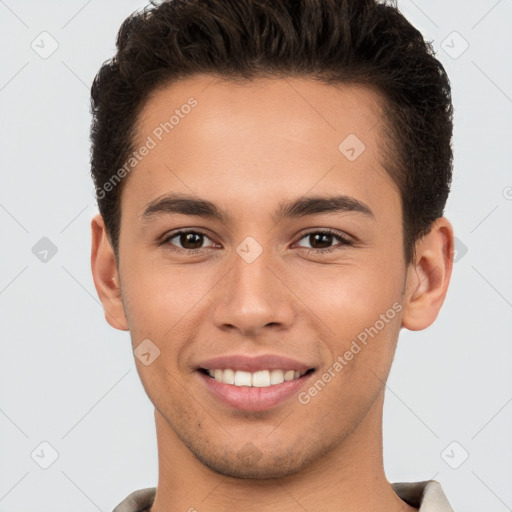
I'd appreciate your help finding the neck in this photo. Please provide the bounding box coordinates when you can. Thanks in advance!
[149,392,417,512]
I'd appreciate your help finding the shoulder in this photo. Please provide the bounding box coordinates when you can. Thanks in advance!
[111,487,156,512]
[391,480,454,511]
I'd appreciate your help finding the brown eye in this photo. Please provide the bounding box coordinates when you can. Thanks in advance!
[179,232,204,249]
[163,230,217,252]
[308,233,333,249]
[296,230,353,252]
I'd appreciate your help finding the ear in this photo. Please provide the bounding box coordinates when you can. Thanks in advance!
[401,217,454,331]
[90,213,129,331]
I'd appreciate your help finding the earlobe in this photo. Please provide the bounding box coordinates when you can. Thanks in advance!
[401,217,454,331]
[90,214,129,331]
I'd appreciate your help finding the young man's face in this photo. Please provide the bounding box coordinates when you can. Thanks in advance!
[92,75,450,479]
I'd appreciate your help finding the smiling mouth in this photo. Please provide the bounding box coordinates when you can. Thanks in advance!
[199,368,315,387]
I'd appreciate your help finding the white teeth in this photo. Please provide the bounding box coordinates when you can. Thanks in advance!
[223,368,235,384]
[205,368,307,387]
[252,370,270,387]
[234,370,252,386]
[269,369,285,385]
[284,370,295,381]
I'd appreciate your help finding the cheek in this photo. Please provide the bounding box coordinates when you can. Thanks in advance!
[300,259,402,327]
[292,254,404,372]
[121,250,190,317]
[119,257,221,357]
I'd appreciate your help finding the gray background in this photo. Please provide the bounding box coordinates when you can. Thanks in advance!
[1,0,511,510]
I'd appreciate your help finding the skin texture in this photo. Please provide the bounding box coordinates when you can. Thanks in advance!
[91,74,454,511]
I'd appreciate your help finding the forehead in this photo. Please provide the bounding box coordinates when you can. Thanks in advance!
[135,74,386,151]
[125,74,399,222]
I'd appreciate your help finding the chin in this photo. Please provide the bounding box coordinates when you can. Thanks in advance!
[190,443,321,480]
[199,457,306,480]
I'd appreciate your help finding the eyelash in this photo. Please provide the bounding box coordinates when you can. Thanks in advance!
[160,228,353,255]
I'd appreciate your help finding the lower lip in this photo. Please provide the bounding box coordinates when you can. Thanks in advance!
[198,371,314,412]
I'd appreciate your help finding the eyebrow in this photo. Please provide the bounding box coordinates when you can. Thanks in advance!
[141,193,375,223]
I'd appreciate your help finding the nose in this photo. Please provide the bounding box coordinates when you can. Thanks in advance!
[212,245,296,337]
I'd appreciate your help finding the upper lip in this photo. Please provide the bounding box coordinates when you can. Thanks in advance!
[196,354,314,373]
